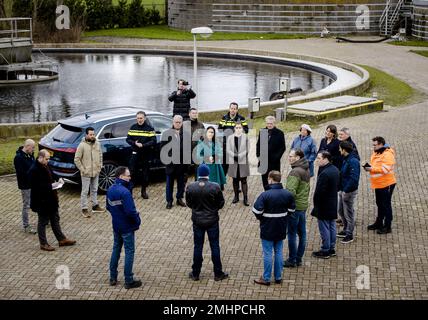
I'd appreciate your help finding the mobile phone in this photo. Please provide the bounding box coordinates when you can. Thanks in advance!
[362,162,371,168]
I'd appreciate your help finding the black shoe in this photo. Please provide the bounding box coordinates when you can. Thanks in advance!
[283,260,297,268]
[214,272,229,281]
[188,272,200,281]
[109,279,117,286]
[312,251,330,259]
[377,227,392,234]
[232,197,239,204]
[124,279,142,289]
[176,199,186,207]
[337,231,347,238]
[341,235,354,244]
[296,261,303,267]
[329,249,337,257]
[166,202,173,209]
[141,190,149,199]
[367,222,382,230]
[275,279,283,284]
[243,197,249,206]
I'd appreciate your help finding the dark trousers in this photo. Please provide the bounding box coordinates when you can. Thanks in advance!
[192,222,223,277]
[37,211,66,246]
[375,183,396,228]
[166,172,185,203]
[129,153,150,191]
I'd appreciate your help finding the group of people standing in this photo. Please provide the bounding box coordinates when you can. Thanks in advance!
[12,79,397,289]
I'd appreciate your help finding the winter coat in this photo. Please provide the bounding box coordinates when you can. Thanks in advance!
[161,128,189,176]
[29,161,59,215]
[227,134,250,178]
[286,158,310,211]
[291,134,317,176]
[196,140,226,186]
[340,153,360,193]
[252,183,296,241]
[106,178,141,234]
[14,146,35,190]
[74,137,103,178]
[337,136,360,170]
[318,138,341,169]
[126,121,157,158]
[311,163,340,220]
[218,112,249,134]
[185,178,225,229]
[168,89,196,120]
[183,118,205,159]
[256,127,286,173]
[369,147,396,189]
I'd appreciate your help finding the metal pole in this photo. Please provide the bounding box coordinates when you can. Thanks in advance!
[193,34,198,109]
[385,1,388,35]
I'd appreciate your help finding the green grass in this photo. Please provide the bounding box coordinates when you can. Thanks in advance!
[388,40,428,47]
[358,65,421,107]
[0,137,40,176]
[83,25,309,41]
[410,50,428,58]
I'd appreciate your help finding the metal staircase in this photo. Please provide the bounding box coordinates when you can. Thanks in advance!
[379,0,407,36]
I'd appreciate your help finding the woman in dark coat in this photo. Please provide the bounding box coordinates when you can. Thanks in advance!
[318,124,341,169]
[226,122,250,206]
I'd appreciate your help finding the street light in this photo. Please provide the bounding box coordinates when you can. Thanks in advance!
[191,27,213,108]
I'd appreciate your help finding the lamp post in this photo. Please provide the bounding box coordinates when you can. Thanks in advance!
[190,27,213,109]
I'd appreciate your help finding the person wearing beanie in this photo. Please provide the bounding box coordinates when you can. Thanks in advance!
[291,124,317,177]
[185,164,229,282]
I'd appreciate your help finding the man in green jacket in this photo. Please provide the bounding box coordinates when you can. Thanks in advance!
[284,148,310,267]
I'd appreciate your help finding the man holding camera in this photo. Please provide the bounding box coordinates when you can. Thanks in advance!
[168,79,197,121]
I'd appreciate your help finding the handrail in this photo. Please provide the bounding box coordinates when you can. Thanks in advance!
[0,53,10,65]
[379,0,404,35]
[0,17,33,45]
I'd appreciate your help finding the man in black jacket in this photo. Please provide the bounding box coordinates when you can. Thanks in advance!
[29,150,76,251]
[183,108,205,181]
[161,115,189,209]
[185,164,229,282]
[168,79,196,120]
[256,116,286,190]
[218,102,249,173]
[126,111,157,199]
[311,151,340,259]
[13,139,36,234]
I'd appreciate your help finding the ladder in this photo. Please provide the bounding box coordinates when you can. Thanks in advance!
[379,0,405,36]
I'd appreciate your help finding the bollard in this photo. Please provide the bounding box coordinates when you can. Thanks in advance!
[275,108,285,122]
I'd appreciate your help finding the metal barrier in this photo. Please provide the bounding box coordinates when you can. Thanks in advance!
[0,17,33,46]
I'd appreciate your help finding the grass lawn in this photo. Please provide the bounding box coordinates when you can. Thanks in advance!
[410,50,428,58]
[0,136,40,176]
[388,40,428,47]
[83,25,309,41]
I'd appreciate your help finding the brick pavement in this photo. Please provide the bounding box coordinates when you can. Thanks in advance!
[1,99,427,300]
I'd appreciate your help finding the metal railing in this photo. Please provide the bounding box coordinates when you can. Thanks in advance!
[0,17,33,45]
[379,0,404,35]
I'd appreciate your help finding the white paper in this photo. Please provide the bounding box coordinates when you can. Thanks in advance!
[52,181,64,190]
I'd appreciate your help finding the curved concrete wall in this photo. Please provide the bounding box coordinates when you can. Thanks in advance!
[168,0,388,35]
[412,0,428,40]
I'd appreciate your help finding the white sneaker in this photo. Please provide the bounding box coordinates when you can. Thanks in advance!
[23,226,37,234]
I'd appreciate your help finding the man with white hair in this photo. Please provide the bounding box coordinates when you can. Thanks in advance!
[14,139,37,234]
[256,116,286,190]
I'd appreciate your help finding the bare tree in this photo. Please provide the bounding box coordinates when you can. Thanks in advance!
[0,0,7,18]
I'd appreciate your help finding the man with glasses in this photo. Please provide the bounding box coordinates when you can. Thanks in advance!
[126,111,157,199]
[364,137,397,234]
[29,150,76,251]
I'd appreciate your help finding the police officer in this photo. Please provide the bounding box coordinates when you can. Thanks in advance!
[126,111,157,199]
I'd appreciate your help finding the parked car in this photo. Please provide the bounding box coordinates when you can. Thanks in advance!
[39,107,180,192]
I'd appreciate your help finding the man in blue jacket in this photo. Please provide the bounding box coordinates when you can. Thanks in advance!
[337,141,360,244]
[252,171,296,286]
[107,166,142,289]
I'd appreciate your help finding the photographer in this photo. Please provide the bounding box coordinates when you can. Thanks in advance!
[168,79,197,120]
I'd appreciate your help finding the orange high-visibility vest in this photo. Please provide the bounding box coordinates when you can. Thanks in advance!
[369,148,397,189]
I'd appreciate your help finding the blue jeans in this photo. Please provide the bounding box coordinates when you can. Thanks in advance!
[192,222,223,277]
[318,219,336,252]
[287,210,307,264]
[109,231,135,284]
[166,173,185,203]
[261,239,283,282]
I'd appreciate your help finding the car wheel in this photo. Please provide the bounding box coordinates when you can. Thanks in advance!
[99,161,118,193]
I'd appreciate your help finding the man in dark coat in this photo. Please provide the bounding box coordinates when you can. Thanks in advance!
[126,111,157,199]
[168,79,196,120]
[218,102,249,174]
[256,116,286,190]
[29,150,76,251]
[13,139,36,234]
[185,164,229,282]
[252,170,296,285]
[311,151,340,259]
[161,115,189,209]
[183,108,205,181]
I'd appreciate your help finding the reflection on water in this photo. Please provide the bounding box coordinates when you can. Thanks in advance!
[0,53,332,123]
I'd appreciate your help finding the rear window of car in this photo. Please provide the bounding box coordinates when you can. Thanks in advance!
[46,123,83,144]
